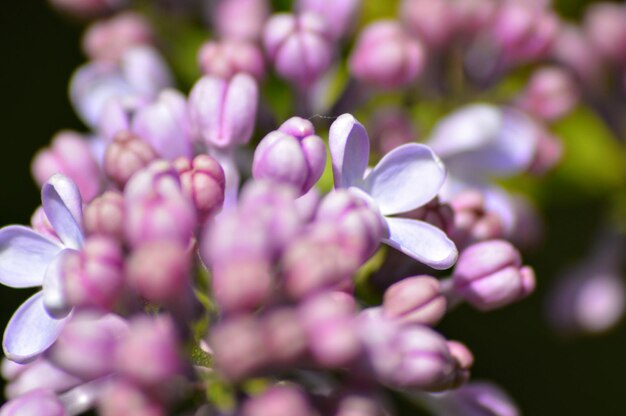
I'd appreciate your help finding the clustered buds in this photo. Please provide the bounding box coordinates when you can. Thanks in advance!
[6,0,621,414]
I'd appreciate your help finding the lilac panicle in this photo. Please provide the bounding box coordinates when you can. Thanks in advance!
[252,116,327,195]
[263,12,334,89]
[451,240,535,311]
[329,114,457,270]
[82,11,153,62]
[0,174,85,363]
[383,276,447,326]
[198,39,266,81]
[349,21,425,89]
[32,131,102,202]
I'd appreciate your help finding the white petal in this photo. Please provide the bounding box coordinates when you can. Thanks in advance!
[383,217,458,270]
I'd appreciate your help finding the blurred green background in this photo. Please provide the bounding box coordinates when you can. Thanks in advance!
[1,1,625,413]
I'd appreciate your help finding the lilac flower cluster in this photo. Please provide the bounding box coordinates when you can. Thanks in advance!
[2,0,625,414]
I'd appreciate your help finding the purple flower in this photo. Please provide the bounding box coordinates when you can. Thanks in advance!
[0,174,84,363]
[329,114,457,270]
[82,12,154,62]
[0,388,66,416]
[297,0,361,40]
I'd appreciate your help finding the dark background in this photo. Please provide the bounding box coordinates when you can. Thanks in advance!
[0,1,624,414]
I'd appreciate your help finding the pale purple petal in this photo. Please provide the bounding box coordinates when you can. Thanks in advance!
[42,174,84,250]
[42,250,75,319]
[3,292,69,363]
[427,104,501,159]
[329,113,370,188]
[0,226,62,288]
[383,217,457,270]
[212,149,241,210]
[189,76,228,147]
[121,46,172,99]
[364,143,446,216]
[221,73,259,147]
[132,89,193,160]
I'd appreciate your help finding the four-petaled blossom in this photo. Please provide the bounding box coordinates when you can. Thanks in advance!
[0,174,85,363]
[329,113,457,269]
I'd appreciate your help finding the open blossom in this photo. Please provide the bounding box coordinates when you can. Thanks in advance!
[329,113,457,269]
[0,174,84,362]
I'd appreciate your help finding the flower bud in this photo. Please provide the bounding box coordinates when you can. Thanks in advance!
[297,0,361,40]
[263,12,333,88]
[453,0,497,38]
[252,117,326,195]
[527,129,563,176]
[198,40,265,81]
[126,241,191,303]
[104,131,158,189]
[47,313,129,380]
[299,292,361,367]
[115,315,181,387]
[82,12,153,62]
[357,309,455,390]
[383,276,447,326]
[584,3,626,67]
[174,155,226,222]
[3,359,81,400]
[316,190,387,262]
[188,74,258,149]
[84,191,125,240]
[0,389,65,416]
[349,21,425,89]
[490,2,559,65]
[552,25,602,85]
[518,67,579,122]
[452,240,535,311]
[282,228,358,299]
[260,307,308,365]
[212,0,270,42]
[99,379,165,416]
[124,162,197,248]
[211,256,274,313]
[333,391,389,416]
[32,131,102,201]
[63,236,125,311]
[449,190,504,248]
[131,89,194,161]
[210,315,269,380]
[446,340,474,387]
[241,386,315,416]
[401,0,456,49]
